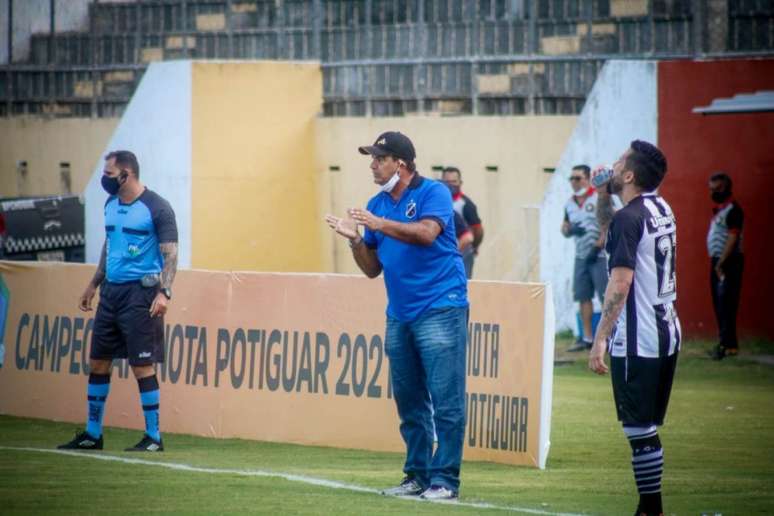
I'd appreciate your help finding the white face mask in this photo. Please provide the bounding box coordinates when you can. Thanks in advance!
[573,186,586,196]
[381,172,400,193]
[380,169,401,193]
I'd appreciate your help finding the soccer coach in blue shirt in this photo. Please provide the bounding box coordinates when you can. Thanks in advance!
[325,131,469,501]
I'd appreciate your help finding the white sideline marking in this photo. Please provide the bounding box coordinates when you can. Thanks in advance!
[0,447,584,515]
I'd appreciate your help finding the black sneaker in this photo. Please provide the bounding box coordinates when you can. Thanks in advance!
[710,344,737,360]
[125,434,164,452]
[567,338,593,352]
[57,430,103,450]
[381,476,424,496]
[711,346,740,360]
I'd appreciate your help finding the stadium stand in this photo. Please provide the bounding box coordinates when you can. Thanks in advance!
[1,0,773,118]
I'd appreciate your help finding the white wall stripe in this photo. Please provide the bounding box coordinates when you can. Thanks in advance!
[0,446,583,516]
[539,60,658,333]
[84,61,192,268]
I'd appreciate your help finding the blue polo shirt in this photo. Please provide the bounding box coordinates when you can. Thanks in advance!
[363,174,468,322]
[104,188,178,283]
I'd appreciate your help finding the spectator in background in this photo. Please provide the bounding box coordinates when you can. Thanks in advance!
[707,172,744,360]
[442,167,483,279]
[454,211,474,256]
[561,164,608,351]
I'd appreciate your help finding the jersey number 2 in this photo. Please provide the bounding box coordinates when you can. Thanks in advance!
[656,233,676,297]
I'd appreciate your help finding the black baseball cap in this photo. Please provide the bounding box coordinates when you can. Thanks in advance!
[358,131,416,162]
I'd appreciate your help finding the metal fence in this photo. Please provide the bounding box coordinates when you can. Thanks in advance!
[2,0,773,118]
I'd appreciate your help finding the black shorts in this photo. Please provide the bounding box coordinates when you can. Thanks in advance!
[91,281,165,366]
[610,353,678,426]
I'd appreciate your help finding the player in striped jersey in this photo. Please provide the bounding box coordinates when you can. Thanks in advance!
[589,140,680,516]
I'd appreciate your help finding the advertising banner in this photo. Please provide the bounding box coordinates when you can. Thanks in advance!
[0,261,554,467]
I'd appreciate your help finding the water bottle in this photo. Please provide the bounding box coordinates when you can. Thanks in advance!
[591,166,614,188]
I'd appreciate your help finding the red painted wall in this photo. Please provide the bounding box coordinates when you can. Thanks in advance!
[658,59,774,340]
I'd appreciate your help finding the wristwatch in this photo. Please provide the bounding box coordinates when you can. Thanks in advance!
[348,236,363,249]
[161,288,172,300]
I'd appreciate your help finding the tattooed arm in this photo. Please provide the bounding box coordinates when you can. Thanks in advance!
[596,187,615,248]
[159,242,178,289]
[79,242,106,311]
[588,266,634,374]
[149,241,178,317]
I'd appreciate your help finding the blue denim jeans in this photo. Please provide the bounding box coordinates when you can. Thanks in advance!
[385,305,468,492]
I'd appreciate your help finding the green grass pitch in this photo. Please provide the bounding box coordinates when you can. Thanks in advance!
[1,338,772,515]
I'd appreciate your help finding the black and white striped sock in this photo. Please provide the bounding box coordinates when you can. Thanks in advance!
[624,424,663,515]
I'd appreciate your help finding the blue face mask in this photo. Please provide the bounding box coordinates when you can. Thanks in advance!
[101,171,126,195]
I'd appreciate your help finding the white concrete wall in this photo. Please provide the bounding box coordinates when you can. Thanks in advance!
[539,60,657,332]
[0,0,90,63]
[85,61,192,269]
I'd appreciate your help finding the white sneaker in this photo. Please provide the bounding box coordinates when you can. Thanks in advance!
[420,485,458,500]
[381,477,424,496]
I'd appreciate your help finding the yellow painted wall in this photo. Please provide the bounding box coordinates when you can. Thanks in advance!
[190,61,325,272]
[316,116,577,281]
[0,117,118,197]
[0,88,576,282]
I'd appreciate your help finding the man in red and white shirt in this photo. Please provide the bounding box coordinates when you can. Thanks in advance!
[707,172,744,360]
[442,167,483,279]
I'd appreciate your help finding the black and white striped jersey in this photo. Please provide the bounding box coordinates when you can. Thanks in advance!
[606,193,681,358]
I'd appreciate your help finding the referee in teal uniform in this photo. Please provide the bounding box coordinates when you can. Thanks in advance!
[58,150,178,452]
